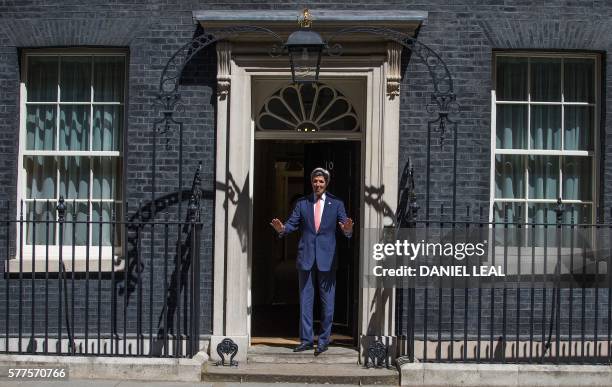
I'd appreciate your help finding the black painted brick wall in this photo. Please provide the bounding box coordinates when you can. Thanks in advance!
[0,0,611,346]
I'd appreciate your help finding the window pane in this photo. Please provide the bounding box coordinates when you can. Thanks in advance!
[93,157,119,200]
[564,58,594,103]
[530,105,561,150]
[528,204,557,224]
[318,98,357,130]
[526,203,590,247]
[563,156,592,201]
[26,56,58,102]
[493,202,523,246]
[561,204,592,249]
[26,201,56,245]
[92,105,122,151]
[93,56,125,102]
[496,105,527,149]
[92,202,118,246]
[59,157,89,200]
[528,203,557,246]
[62,201,88,246]
[531,58,561,101]
[258,113,294,131]
[564,106,593,151]
[22,52,125,249]
[495,155,524,199]
[59,105,89,151]
[563,204,592,224]
[496,57,527,100]
[493,202,523,222]
[25,156,56,199]
[60,56,91,102]
[528,156,559,199]
[26,105,56,151]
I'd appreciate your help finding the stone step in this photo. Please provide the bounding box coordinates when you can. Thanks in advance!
[247,344,359,364]
[202,361,399,385]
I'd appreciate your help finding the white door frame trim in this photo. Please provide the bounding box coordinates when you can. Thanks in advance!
[211,48,401,363]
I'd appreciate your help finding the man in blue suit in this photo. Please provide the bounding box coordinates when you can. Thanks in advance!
[270,167,353,355]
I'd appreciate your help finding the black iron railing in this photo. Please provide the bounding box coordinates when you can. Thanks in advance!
[0,198,202,358]
[396,204,612,364]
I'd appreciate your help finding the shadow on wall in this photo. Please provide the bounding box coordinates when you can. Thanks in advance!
[116,186,212,356]
[364,162,415,339]
[146,170,250,355]
[226,171,250,254]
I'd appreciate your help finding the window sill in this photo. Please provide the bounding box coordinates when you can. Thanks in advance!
[5,255,124,273]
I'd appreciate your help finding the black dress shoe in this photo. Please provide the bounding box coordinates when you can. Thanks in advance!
[314,345,328,356]
[293,342,314,352]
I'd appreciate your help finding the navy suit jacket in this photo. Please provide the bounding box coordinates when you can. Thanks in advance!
[280,192,351,271]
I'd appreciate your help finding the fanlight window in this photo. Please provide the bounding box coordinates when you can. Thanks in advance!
[256,83,360,132]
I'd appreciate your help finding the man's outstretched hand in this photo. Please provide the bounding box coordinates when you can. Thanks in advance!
[270,218,285,234]
[339,218,354,234]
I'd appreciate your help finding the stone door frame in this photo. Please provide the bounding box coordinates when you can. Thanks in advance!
[210,44,402,363]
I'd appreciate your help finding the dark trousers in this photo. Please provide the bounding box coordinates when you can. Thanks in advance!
[298,268,336,346]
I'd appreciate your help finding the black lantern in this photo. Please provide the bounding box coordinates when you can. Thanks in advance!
[285,9,326,84]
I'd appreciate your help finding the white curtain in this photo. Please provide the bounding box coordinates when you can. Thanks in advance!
[93,106,122,151]
[26,156,56,199]
[60,157,89,199]
[495,155,524,199]
[564,59,594,103]
[496,57,527,101]
[92,203,113,246]
[531,105,561,149]
[529,156,558,199]
[530,58,561,101]
[494,202,521,246]
[60,56,91,101]
[528,204,557,246]
[59,106,89,151]
[25,55,123,246]
[496,105,527,149]
[62,202,88,246]
[496,57,593,245]
[26,56,58,102]
[93,157,118,199]
[94,57,124,102]
[563,157,592,201]
[26,105,55,150]
[565,106,593,151]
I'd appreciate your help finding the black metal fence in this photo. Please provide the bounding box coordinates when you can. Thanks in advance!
[397,203,612,364]
[0,197,202,358]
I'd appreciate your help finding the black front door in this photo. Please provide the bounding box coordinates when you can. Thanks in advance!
[251,140,360,343]
[303,141,360,339]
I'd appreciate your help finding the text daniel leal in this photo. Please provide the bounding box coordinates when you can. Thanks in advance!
[372,265,505,277]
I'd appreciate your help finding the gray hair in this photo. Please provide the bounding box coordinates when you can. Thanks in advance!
[310,167,330,183]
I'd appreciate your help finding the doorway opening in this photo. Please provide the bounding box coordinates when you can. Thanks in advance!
[251,140,361,346]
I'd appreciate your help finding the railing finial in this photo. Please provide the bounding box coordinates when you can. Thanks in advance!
[554,197,564,224]
[57,196,66,222]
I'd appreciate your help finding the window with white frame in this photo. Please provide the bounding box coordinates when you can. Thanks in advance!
[492,53,598,232]
[19,51,125,257]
